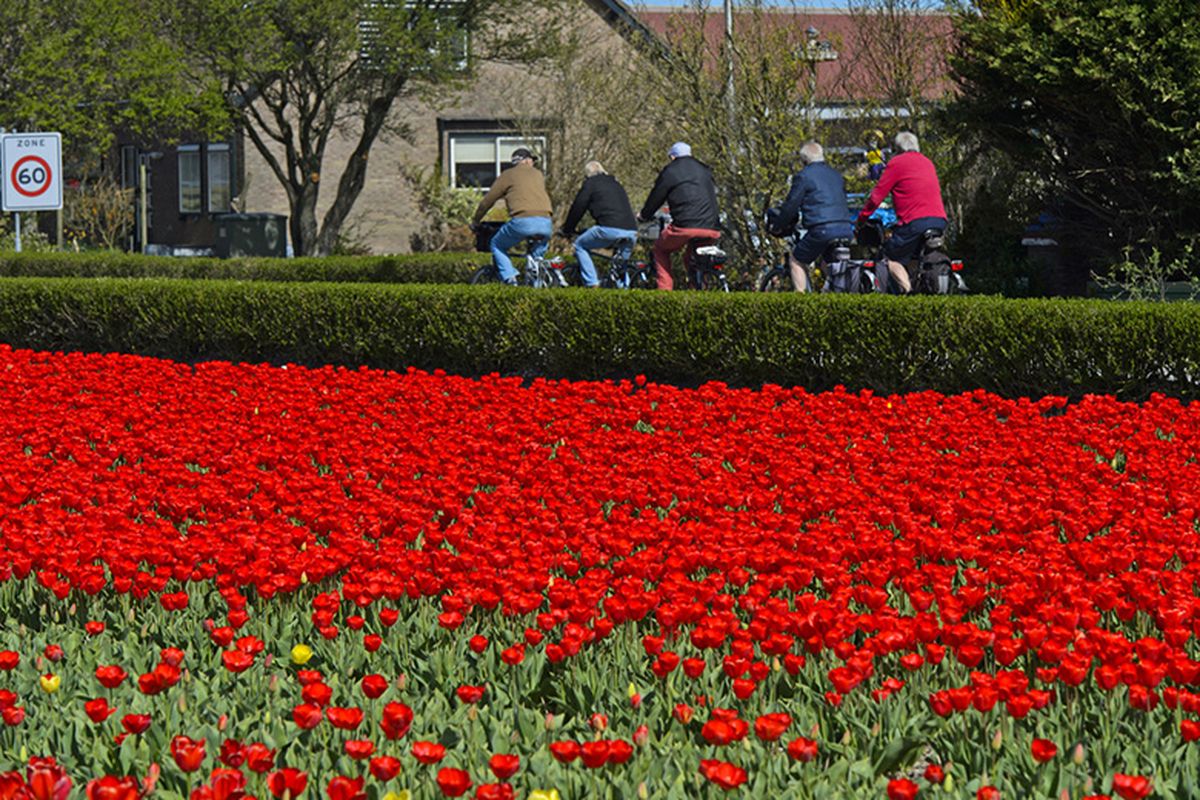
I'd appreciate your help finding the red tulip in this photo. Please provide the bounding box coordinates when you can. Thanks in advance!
[120,715,151,735]
[488,754,519,780]
[379,702,413,739]
[343,740,374,760]
[1030,739,1058,763]
[360,674,388,699]
[787,737,819,762]
[411,741,446,765]
[243,743,276,773]
[170,736,206,773]
[699,759,748,790]
[548,741,579,763]
[95,666,128,689]
[324,707,363,731]
[292,704,322,730]
[887,778,919,800]
[84,698,117,723]
[266,769,308,800]
[753,713,791,742]
[434,768,471,798]
[368,756,401,781]
[221,651,254,673]
[85,777,138,800]
[579,741,609,769]
[26,758,71,800]
[1111,774,1152,800]
[473,784,513,800]
[325,776,364,800]
[456,685,485,704]
[207,769,246,800]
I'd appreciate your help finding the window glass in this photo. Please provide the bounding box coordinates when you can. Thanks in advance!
[208,145,232,211]
[178,146,201,214]
[448,133,546,189]
[450,136,497,188]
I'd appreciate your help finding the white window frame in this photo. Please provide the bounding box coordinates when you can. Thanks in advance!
[447,132,547,190]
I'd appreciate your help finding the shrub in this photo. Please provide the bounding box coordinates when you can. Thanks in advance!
[0,277,1196,399]
[0,251,488,283]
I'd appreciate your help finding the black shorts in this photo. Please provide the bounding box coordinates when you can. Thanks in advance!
[885,217,947,262]
[792,222,854,264]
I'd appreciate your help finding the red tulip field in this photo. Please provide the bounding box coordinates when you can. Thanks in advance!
[1,344,1198,799]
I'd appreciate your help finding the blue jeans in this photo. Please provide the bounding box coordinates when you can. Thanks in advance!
[573,226,638,287]
[491,216,554,284]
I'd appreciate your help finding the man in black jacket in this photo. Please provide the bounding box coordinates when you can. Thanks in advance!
[561,161,639,288]
[638,142,721,290]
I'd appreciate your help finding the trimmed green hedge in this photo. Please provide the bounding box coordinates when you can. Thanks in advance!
[0,277,1197,399]
[0,251,487,283]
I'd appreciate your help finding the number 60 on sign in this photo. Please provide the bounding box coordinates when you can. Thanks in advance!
[2,133,62,212]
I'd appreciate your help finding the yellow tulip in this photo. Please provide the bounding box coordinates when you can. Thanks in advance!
[290,644,313,665]
[528,792,560,800]
[39,673,61,693]
[382,792,411,800]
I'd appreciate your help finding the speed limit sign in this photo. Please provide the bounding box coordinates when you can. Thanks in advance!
[2,133,62,211]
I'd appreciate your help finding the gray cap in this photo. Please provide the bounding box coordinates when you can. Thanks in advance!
[667,142,692,159]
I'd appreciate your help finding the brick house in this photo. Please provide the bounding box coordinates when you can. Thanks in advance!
[124,1,952,256]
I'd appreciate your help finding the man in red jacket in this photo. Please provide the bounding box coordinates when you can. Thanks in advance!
[857,131,947,293]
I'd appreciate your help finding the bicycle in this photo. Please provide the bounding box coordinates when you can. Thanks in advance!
[757,230,880,294]
[855,218,967,295]
[593,246,652,289]
[686,242,731,292]
[470,222,574,288]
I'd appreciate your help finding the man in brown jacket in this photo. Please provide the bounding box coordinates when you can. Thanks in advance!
[472,148,554,285]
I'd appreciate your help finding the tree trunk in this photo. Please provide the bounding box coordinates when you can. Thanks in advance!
[291,182,320,257]
[312,91,400,256]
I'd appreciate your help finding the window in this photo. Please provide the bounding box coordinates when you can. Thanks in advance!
[359,1,469,71]
[178,145,201,214]
[448,133,547,189]
[208,144,232,212]
[177,142,235,215]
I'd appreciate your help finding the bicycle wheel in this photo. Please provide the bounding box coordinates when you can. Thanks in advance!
[470,265,501,285]
[757,266,793,292]
[698,269,730,292]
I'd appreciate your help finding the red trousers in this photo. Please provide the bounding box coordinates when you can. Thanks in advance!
[652,224,721,290]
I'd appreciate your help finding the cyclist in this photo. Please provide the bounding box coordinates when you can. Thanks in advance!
[856,131,947,293]
[765,141,854,292]
[471,147,553,286]
[560,161,639,288]
[637,142,721,291]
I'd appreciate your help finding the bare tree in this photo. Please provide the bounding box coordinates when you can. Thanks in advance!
[836,0,953,127]
[173,0,561,256]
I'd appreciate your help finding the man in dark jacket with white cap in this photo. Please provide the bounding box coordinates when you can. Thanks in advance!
[638,142,721,290]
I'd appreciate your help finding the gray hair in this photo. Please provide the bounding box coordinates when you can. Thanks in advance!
[584,160,607,177]
[894,131,920,153]
[798,141,825,165]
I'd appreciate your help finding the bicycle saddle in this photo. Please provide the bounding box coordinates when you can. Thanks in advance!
[920,229,946,250]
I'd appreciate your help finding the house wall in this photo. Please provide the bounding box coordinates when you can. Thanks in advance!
[240,1,634,255]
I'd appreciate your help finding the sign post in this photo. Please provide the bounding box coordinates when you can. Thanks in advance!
[1,132,63,252]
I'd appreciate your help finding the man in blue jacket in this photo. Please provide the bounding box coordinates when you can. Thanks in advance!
[766,141,854,292]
